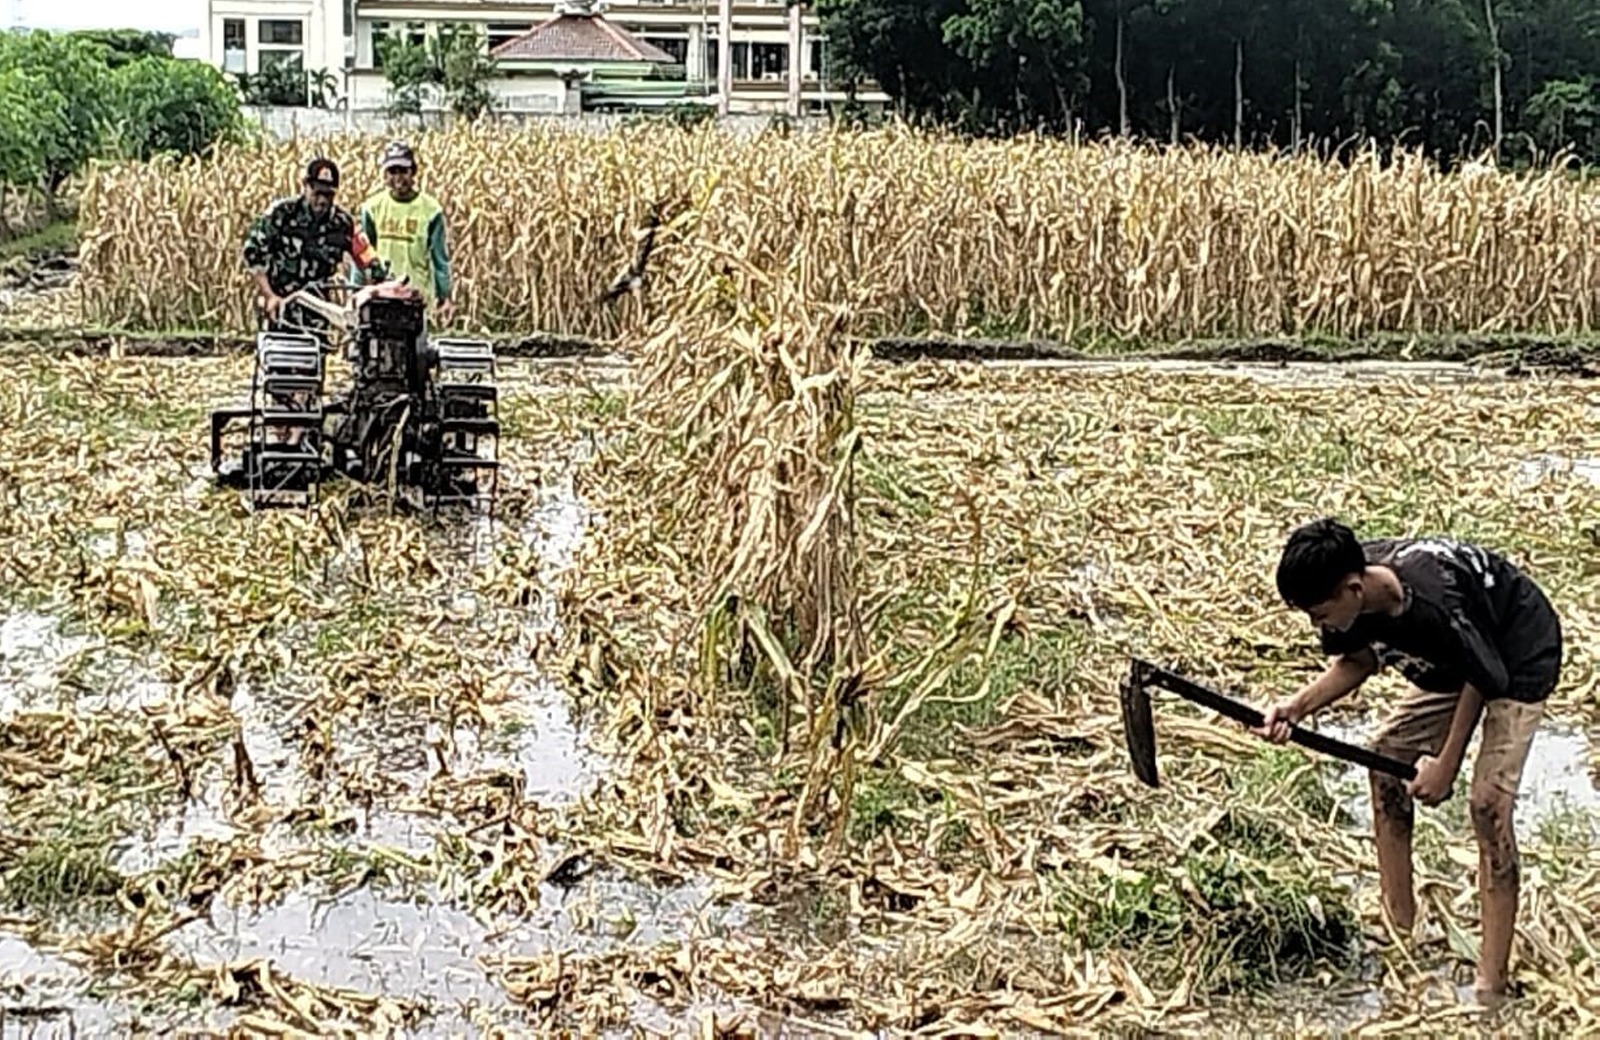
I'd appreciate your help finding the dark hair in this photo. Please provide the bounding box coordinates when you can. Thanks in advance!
[1276,517,1366,608]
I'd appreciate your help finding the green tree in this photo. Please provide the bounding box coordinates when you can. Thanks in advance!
[1081,0,1157,137]
[1136,0,1201,143]
[379,24,499,121]
[812,0,1600,161]
[0,69,63,239]
[235,61,324,107]
[307,68,338,108]
[943,0,1090,130]
[433,24,498,120]
[378,37,432,117]
[113,56,244,161]
[814,0,981,126]
[0,30,117,215]
[1524,77,1600,159]
[69,29,176,66]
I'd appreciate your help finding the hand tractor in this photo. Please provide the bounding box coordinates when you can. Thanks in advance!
[208,280,500,514]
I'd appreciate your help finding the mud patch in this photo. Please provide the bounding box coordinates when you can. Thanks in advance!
[1232,979,1386,1034]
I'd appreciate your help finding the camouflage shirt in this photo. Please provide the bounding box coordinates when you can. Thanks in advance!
[241,195,390,296]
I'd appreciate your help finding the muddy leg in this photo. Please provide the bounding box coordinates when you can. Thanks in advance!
[1469,696,1543,1001]
[1372,769,1417,932]
[1470,783,1519,997]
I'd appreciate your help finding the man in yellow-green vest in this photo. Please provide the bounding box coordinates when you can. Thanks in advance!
[358,141,455,324]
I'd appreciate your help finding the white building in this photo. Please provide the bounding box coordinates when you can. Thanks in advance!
[196,0,887,116]
[200,0,347,79]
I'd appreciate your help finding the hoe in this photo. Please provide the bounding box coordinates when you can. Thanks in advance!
[1119,657,1416,787]
[209,280,500,514]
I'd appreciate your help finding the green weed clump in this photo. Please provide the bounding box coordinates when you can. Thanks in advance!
[0,815,124,916]
[1057,813,1360,994]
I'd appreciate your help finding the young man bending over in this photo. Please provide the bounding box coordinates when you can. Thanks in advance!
[1258,517,1562,1003]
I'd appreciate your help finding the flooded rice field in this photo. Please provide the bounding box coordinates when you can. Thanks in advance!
[0,350,1598,1036]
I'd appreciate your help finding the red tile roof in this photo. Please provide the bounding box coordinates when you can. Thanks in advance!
[489,12,678,64]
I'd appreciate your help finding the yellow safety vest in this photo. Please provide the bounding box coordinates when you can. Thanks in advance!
[359,190,447,305]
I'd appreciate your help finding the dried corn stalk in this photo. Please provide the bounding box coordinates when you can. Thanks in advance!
[73,126,1600,341]
[592,194,874,848]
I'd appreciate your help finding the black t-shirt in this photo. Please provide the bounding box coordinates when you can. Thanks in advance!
[1318,537,1563,703]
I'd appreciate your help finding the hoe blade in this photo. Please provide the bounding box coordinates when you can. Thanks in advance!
[1119,660,1159,788]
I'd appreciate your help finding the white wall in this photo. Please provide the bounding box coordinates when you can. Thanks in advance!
[241,105,813,140]
[202,0,346,78]
[344,70,567,114]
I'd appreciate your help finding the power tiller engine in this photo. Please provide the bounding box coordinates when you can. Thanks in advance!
[209,281,500,514]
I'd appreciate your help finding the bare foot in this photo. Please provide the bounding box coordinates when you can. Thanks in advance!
[1476,990,1510,1011]
[1467,977,1511,1011]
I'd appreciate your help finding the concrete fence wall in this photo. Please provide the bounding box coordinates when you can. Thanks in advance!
[241,105,824,140]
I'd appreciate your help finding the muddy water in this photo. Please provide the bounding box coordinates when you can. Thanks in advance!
[0,612,91,716]
[164,870,746,1037]
[1315,714,1600,841]
[0,931,126,1038]
[0,443,740,1035]
[1516,452,1600,488]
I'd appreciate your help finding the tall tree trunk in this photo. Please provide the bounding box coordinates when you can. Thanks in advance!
[1233,37,1244,150]
[1015,55,1025,127]
[1293,52,1303,152]
[1484,0,1502,161]
[1115,8,1128,136]
[1167,64,1179,144]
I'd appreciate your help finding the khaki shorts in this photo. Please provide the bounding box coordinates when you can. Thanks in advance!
[1372,686,1545,796]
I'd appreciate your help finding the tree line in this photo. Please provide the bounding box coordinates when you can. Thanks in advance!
[814,0,1600,165]
[0,29,246,237]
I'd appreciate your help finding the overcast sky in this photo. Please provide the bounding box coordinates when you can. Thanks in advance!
[14,0,202,33]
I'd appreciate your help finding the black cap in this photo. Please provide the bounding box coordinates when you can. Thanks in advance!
[305,157,340,190]
[380,141,416,171]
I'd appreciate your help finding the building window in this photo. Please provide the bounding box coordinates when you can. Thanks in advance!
[750,41,786,80]
[343,0,354,37]
[704,39,718,82]
[259,19,304,46]
[371,21,389,66]
[222,18,246,74]
[486,22,531,52]
[808,40,823,80]
[727,42,786,82]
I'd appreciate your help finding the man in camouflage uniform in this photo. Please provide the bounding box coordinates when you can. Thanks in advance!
[242,157,391,336]
[241,158,393,452]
